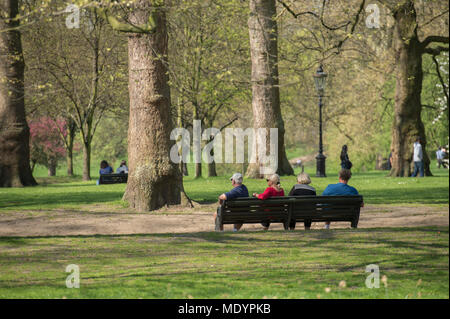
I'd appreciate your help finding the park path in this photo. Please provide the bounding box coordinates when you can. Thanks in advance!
[0,205,447,237]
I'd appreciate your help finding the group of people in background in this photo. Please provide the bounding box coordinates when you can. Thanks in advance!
[215,168,362,232]
[99,160,129,175]
[96,160,128,185]
[411,138,448,177]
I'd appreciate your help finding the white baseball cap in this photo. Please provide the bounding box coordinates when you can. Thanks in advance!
[230,173,243,184]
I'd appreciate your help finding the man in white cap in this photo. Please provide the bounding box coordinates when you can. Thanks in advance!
[215,173,249,231]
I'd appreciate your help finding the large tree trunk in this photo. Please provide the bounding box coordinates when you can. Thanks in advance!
[0,0,37,187]
[246,0,293,178]
[389,1,431,177]
[82,142,91,181]
[122,2,183,211]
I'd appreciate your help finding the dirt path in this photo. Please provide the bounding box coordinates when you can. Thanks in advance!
[0,205,447,237]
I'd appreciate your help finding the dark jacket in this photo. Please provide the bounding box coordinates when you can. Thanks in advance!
[288,184,317,196]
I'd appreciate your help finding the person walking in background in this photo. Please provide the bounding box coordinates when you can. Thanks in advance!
[441,147,449,169]
[340,145,352,170]
[411,137,424,177]
[253,174,285,230]
[436,147,444,169]
[288,172,316,230]
[322,169,363,229]
[116,160,128,174]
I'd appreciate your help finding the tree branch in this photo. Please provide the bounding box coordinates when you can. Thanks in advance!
[92,3,158,34]
[431,55,449,102]
[421,36,449,49]
[423,46,449,56]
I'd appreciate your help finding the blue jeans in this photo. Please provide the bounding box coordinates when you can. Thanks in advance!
[411,161,424,177]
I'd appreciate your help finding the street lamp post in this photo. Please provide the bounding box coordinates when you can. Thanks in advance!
[313,65,327,177]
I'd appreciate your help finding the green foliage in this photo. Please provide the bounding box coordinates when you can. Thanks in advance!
[91,116,128,165]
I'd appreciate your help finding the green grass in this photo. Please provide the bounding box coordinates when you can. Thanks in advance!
[0,164,447,299]
[0,167,447,212]
[0,227,447,298]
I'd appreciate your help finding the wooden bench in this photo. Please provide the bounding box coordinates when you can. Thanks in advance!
[98,173,128,184]
[215,195,363,231]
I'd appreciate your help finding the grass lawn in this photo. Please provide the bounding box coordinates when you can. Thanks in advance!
[0,168,448,212]
[0,165,447,299]
[0,227,447,298]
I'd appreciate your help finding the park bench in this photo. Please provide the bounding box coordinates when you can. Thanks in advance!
[98,173,128,184]
[215,195,363,231]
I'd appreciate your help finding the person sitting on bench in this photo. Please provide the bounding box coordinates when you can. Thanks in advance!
[288,172,316,230]
[215,173,249,231]
[116,160,128,174]
[322,169,363,229]
[252,174,285,230]
[99,160,113,175]
[96,160,114,185]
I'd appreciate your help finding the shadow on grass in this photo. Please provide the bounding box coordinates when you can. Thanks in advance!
[0,226,446,241]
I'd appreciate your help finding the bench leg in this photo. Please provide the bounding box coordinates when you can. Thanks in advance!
[304,220,312,230]
[215,207,223,231]
[351,219,358,229]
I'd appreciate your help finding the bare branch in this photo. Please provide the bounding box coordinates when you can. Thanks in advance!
[421,36,449,49]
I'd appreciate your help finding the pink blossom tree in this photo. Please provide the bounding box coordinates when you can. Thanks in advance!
[29,118,67,176]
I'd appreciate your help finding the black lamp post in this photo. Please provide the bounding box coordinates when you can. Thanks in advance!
[313,65,327,177]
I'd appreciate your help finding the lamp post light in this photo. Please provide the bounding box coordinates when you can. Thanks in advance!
[313,65,327,177]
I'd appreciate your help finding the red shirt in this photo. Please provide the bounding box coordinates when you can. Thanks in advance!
[257,187,285,200]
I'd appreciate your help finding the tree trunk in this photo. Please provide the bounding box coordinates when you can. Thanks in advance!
[31,160,36,173]
[0,0,37,187]
[47,157,57,176]
[179,162,188,176]
[66,119,75,176]
[208,162,217,177]
[246,0,293,178]
[389,1,431,177]
[207,138,217,177]
[195,162,202,178]
[82,142,91,181]
[122,2,183,211]
[66,147,73,176]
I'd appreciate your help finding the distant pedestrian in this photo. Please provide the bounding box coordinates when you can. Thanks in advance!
[436,147,445,169]
[340,145,352,170]
[411,137,424,177]
[441,147,449,169]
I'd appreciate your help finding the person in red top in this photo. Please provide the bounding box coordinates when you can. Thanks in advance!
[252,174,285,230]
